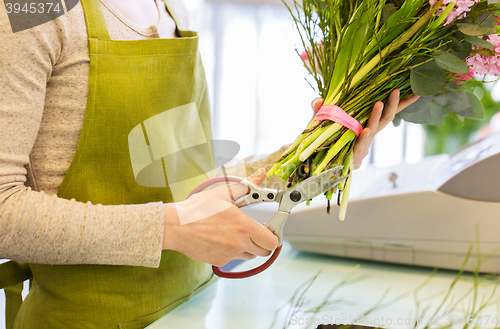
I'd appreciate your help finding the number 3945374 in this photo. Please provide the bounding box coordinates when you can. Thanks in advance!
[5,2,62,14]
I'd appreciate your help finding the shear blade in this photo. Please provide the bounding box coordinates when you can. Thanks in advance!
[293,166,347,200]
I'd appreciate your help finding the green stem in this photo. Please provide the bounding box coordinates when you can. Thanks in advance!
[325,0,444,105]
[331,143,350,171]
[313,130,356,175]
[279,154,302,180]
[267,149,296,178]
[273,121,318,168]
[339,162,353,221]
[286,121,317,153]
[430,2,454,30]
[311,149,327,175]
[299,123,342,161]
[325,188,333,200]
[296,124,331,153]
[338,150,353,191]
[314,130,343,153]
[267,163,281,178]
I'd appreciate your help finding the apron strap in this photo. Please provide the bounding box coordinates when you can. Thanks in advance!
[5,284,23,329]
[0,261,32,329]
[80,0,111,40]
[81,0,186,39]
[162,0,184,33]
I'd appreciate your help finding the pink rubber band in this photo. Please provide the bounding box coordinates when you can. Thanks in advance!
[313,105,363,137]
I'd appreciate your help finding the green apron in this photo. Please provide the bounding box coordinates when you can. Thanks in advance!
[1,0,216,327]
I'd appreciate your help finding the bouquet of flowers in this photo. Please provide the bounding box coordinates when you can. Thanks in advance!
[268,0,500,220]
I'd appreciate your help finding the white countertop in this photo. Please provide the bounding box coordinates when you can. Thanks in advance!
[147,242,500,329]
[1,244,498,329]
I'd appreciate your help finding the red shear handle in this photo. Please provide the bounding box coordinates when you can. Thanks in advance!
[212,245,282,279]
[188,175,282,279]
[187,176,244,197]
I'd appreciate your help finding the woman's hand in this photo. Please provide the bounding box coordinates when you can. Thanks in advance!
[311,89,420,170]
[162,168,279,267]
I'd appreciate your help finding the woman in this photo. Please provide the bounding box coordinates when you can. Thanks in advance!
[0,0,418,327]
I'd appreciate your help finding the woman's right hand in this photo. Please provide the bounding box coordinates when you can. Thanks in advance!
[162,168,280,267]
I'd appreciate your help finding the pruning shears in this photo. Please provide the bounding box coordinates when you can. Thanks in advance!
[188,166,347,279]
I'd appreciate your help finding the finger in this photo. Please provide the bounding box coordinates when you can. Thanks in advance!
[362,147,370,160]
[247,167,266,186]
[240,252,257,260]
[353,128,371,170]
[362,126,378,164]
[246,241,273,257]
[248,221,279,252]
[311,98,323,114]
[365,101,384,135]
[364,101,383,147]
[397,94,420,113]
[229,168,266,198]
[353,100,382,170]
[378,89,400,130]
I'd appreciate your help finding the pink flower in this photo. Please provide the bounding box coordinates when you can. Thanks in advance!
[300,44,323,73]
[454,70,474,83]
[466,35,500,76]
[439,0,480,26]
[429,0,437,5]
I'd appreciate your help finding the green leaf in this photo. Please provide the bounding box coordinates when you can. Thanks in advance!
[392,115,402,127]
[465,91,486,120]
[364,1,421,59]
[479,12,496,25]
[410,59,446,96]
[395,96,448,125]
[463,34,495,50]
[327,5,370,100]
[471,49,495,56]
[474,86,485,99]
[446,92,472,116]
[458,23,496,36]
[451,40,472,60]
[455,114,466,123]
[395,88,483,126]
[448,36,463,52]
[381,3,397,25]
[432,51,470,74]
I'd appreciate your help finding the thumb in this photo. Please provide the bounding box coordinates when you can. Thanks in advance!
[311,98,323,114]
[228,168,267,198]
[247,168,266,186]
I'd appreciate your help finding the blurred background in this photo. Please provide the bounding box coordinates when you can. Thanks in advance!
[184,0,500,167]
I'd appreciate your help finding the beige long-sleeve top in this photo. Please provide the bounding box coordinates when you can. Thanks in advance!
[0,0,285,268]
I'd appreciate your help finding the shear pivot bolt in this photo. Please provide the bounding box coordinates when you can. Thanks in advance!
[290,191,302,202]
[252,193,259,199]
[267,193,274,199]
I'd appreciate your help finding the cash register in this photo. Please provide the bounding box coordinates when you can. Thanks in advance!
[246,132,500,273]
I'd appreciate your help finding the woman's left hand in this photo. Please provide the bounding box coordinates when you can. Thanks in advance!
[311,89,420,170]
